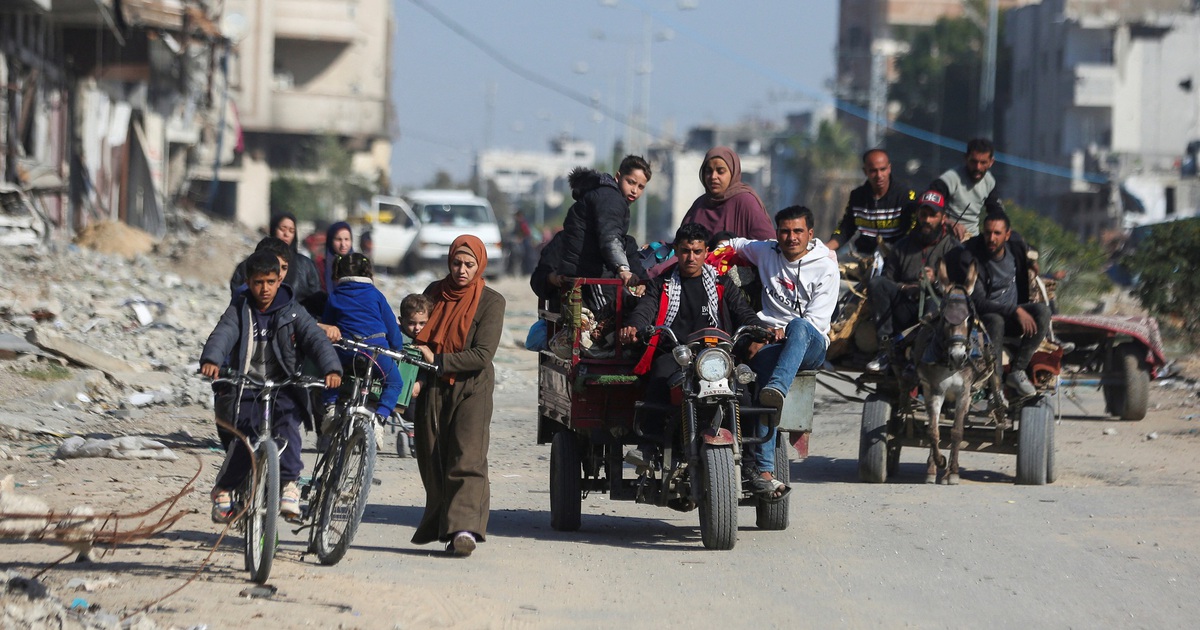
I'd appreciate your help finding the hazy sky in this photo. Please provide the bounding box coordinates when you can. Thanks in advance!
[389,0,838,189]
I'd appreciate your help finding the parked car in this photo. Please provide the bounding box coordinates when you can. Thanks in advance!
[403,189,504,278]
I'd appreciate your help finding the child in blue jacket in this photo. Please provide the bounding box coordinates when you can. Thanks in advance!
[322,254,405,442]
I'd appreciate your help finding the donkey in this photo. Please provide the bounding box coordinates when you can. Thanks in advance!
[912,261,988,484]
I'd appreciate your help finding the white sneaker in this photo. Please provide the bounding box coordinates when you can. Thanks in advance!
[374,423,386,451]
[280,481,301,519]
[448,531,476,557]
[1006,370,1036,397]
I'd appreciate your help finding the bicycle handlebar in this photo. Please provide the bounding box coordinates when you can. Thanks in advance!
[208,369,327,390]
[335,338,441,374]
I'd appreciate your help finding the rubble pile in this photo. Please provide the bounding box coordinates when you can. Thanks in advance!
[0,213,428,438]
[2,570,161,630]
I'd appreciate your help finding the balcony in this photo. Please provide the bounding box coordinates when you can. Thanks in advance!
[1073,63,1114,108]
[273,0,360,43]
[268,91,387,138]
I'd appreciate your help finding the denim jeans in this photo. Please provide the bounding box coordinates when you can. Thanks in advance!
[746,318,827,473]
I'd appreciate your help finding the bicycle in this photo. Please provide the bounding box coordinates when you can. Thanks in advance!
[211,371,326,584]
[298,337,438,565]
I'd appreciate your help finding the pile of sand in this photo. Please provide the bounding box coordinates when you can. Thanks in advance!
[73,221,155,258]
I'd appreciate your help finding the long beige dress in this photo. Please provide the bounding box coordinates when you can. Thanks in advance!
[411,285,505,544]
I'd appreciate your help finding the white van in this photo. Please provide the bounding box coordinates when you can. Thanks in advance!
[403,189,504,278]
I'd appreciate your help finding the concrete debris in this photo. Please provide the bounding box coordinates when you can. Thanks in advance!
[1103,427,1118,435]
[66,577,120,593]
[0,475,95,554]
[3,570,160,630]
[0,332,50,359]
[0,209,426,426]
[54,436,178,461]
[27,329,140,376]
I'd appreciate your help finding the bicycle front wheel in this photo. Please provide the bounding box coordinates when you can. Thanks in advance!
[244,439,280,583]
[314,414,376,565]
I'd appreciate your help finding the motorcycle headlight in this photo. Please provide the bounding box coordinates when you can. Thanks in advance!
[734,364,757,384]
[695,348,732,382]
[672,345,693,367]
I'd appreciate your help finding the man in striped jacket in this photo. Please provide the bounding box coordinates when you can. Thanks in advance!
[827,149,917,256]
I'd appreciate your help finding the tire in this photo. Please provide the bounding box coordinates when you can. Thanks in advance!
[1046,409,1057,484]
[755,435,789,531]
[549,431,582,532]
[244,439,280,584]
[314,417,376,565]
[859,394,892,483]
[396,432,411,459]
[1016,400,1051,486]
[1103,343,1149,421]
[698,446,738,550]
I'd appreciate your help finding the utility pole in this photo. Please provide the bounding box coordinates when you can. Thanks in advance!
[978,0,999,139]
[636,14,652,244]
[867,44,887,149]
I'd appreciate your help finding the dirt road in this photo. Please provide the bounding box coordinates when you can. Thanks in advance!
[4,276,1200,629]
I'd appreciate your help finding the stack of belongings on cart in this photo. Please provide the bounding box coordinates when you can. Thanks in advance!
[826,244,884,363]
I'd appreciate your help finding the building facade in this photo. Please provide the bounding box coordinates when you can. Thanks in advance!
[209,0,394,229]
[1003,0,1200,234]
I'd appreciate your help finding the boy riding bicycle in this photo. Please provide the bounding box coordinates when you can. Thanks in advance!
[200,251,342,522]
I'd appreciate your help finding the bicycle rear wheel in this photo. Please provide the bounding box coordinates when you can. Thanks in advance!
[314,414,376,565]
[244,439,280,583]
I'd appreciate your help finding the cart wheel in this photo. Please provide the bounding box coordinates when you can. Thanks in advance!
[755,435,790,531]
[549,431,582,531]
[1046,410,1057,484]
[1016,399,1051,485]
[699,446,738,550]
[1103,343,1149,421]
[859,394,891,483]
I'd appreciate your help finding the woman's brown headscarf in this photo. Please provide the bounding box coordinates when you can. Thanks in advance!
[416,235,488,361]
[699,146,765,210]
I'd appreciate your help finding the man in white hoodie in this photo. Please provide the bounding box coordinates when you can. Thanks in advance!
[726,205,839,498]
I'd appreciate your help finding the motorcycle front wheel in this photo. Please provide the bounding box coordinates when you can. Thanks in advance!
[698,445,738,550]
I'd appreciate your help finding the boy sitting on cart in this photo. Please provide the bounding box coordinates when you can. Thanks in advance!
[723,206,840,499]
[618,223,767,479]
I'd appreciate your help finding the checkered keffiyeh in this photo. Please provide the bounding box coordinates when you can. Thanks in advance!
[663,264,720,329]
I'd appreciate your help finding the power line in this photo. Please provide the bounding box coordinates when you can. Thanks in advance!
[625,0,1106,184]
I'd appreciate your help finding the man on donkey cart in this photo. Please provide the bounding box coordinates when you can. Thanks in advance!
[618,223,768,487]
[864,189,962,374]
[946,210,1051,398]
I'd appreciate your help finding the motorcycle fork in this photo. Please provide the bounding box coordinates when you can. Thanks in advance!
[683,399,703,505]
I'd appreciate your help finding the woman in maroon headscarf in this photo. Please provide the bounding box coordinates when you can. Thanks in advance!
[409,235,506,557]
[681,146,774,240]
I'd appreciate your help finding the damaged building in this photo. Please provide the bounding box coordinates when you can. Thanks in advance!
[1,0,230,239]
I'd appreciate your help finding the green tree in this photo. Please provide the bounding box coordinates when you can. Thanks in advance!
[1123,217,1200,341]
[1006,204,1110,312]
[270,176,320,221]
[886,1,1010,185]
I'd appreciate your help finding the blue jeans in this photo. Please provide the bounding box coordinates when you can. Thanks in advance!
[746,318,826,473]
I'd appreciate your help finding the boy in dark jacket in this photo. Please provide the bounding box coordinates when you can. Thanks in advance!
[322,254,406,448]
[200,251,342,522]
[556,155,652,314]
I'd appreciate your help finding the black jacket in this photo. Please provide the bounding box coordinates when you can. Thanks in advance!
[831,177,917,253]
[883,228,962,285]
[625,272,765,336]
[531,231,647,304]
[946,234,1031,317]
[556,168,632,277]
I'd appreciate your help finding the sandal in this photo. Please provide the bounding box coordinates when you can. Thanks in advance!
[211,489,234,524]
[749,475,791,504]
